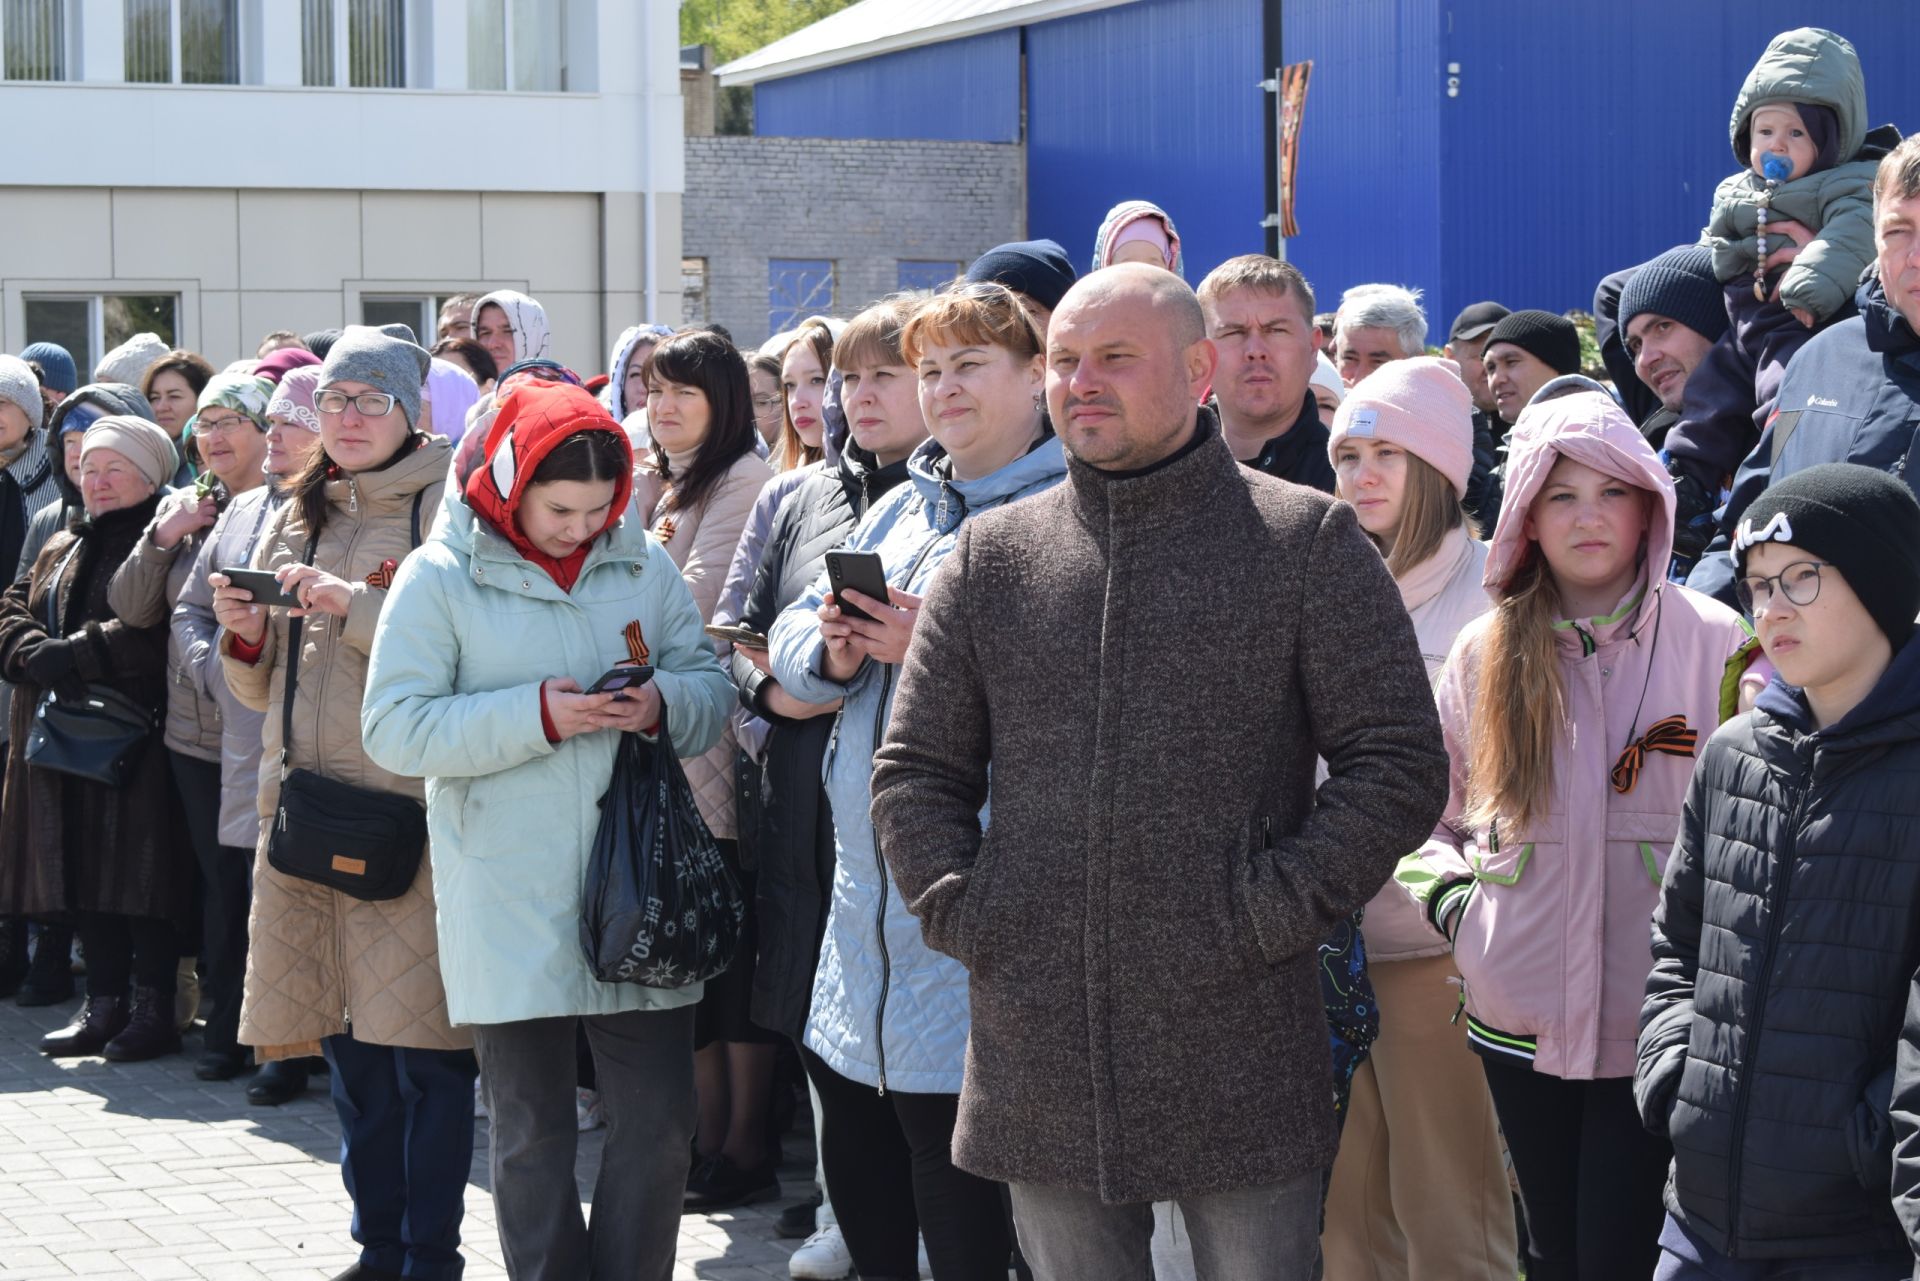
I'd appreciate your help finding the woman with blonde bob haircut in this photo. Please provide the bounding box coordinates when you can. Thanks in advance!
[765,280,1060,1281]
[1322,356,1518,1279]
[1397,381,1763,1281]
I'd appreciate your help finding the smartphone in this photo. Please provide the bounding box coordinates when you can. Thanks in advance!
[217,567,301,608]
[825,550,891,623]
[704,622,769,650]
[585,665,654,696]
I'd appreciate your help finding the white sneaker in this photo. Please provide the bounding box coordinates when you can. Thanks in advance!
[575,1086,603,1132]
[788,1224,852,1280]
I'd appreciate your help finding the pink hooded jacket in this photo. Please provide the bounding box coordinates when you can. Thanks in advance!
[1398,390,1758,1080]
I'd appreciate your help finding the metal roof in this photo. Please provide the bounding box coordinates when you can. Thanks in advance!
[714,0,1135,87]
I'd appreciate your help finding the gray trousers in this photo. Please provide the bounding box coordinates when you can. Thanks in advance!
[471,1005,695,1281]
[1011,1169,1324,1281]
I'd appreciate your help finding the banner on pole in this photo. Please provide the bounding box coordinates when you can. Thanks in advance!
[1278,60,1312,239]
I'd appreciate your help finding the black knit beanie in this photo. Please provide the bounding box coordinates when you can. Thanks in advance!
[965,239,1078,312]
[1485,310,1581,376]
[1733,462,1920,645]
[1620,245,1731,344]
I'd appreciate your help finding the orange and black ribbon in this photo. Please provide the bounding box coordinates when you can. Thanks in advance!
[1610,714,1698,794]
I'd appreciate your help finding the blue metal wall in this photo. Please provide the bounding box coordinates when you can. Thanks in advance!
[1282,0,1442,320]
[754,29,1021,142]
[1286,0,1920,336]
[1024,0,1268,282]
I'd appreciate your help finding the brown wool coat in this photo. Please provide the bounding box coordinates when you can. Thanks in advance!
[872,425,1450,1204]
[220,437,469,1058]
[0,496,191,924]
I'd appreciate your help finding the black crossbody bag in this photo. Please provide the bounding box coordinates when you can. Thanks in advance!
[22,539,159,787]
[265,493,427,901]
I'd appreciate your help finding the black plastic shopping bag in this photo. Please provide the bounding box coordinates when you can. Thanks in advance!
[581,723,744,988]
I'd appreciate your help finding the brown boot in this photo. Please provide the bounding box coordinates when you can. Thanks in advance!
[102,986,181,1062]
[40,995,129,1057]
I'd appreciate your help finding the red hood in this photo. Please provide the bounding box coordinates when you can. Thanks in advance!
[464,381,633,591]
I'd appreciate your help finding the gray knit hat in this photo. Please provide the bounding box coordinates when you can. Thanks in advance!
[0,355,43,430]
[317,325,432,429]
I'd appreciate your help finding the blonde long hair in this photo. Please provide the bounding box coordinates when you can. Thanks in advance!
[1463,548,1565,833]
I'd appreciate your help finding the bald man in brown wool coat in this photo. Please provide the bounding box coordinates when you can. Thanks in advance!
[869,264,1450,1281]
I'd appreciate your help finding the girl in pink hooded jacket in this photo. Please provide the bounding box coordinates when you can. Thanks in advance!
[1398,383,1760,1281]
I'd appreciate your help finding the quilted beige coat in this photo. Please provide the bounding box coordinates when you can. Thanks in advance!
[641,447,771,840]
[220,437,469,1058]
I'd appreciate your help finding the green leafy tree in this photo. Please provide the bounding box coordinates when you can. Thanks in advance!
[682,0,860,133]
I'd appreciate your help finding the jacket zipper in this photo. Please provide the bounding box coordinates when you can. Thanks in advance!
[868,529,943,1095]
[1722,760,1811,1254]
[310,478,367,1026]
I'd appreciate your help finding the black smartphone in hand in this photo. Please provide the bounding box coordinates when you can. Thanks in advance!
[825,550,890,623]
[585,665,653,697]
[218,567,301,608]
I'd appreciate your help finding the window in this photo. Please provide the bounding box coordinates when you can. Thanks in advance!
[898,261,960,293]
[348,0,402,88]
[361,296,432,341]
[3,0,66,81]
[25,293,179,379]
[468,0,570,92]
[769,260,834,336]
[300,0,331,86]
[681,257,708,327]
[124,0,239,85]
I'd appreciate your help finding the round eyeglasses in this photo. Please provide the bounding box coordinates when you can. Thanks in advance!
[1735,560,1831,614]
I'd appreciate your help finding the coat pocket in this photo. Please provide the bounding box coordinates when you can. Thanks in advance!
[1607,811,1684,888]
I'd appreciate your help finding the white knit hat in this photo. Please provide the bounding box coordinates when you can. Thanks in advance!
[0,355,43,430]
[94,332,172,387]
[1310,351,1345,406]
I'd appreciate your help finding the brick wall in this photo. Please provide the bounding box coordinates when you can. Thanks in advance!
[684,135,1025,347]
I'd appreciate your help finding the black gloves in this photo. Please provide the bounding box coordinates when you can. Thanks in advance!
[21,637,79,692]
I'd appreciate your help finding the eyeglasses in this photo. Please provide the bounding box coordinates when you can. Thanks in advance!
[751,394,782,411]
[192,412,251,437]
[1736,560,1831,614]
[314,389,398,417]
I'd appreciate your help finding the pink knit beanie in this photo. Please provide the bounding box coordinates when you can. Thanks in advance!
[1326,356,1475,498]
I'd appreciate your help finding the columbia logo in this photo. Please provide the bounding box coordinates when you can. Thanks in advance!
[1806,394,1839,408]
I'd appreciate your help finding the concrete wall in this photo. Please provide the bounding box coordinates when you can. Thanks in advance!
[683,135,1023,347]
[0,187,619,372]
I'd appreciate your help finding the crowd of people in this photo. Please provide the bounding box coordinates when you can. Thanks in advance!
[11,21,1920,1281]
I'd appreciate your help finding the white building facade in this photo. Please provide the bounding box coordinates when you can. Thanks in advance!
[0,0,683,376]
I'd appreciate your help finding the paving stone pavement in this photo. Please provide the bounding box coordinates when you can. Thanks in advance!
[0,994,817,1280]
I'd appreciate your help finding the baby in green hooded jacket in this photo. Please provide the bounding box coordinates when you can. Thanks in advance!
[1663,27,1901,541]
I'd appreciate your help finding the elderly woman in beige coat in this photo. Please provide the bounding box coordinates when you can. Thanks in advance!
[213,327,472,1281]
[631,329,776,1207]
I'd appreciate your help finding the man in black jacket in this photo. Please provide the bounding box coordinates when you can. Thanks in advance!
[1441,300,1508,527]
[1640,464,1920,1279]
[1197,255,1334,492]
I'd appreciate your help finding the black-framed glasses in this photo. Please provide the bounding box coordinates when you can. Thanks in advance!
[1736,560,1831,614]
[314,389,397,417]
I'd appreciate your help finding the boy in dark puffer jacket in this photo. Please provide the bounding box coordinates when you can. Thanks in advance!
[1641,463,1920,1279]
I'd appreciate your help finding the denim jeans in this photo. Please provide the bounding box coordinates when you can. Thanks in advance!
[1010,1167,1323,1281]
[322,1034,479,1280]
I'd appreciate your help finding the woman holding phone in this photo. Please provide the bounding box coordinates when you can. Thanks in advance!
[362,379,732,1280]
[210,327,472,1281]
[107,372,273,1082]
[768,282,1065,1281]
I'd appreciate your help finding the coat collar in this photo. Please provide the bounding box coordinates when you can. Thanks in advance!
[1065,407,1238,530]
